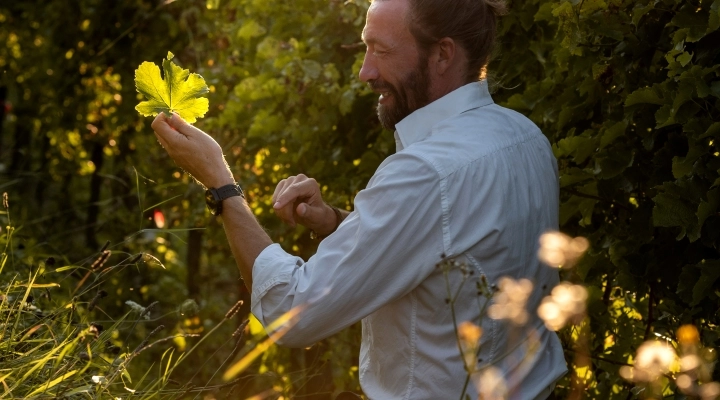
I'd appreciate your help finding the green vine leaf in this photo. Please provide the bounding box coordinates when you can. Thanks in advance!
[134,51,210,123]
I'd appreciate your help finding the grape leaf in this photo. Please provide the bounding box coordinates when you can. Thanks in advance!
[134,52,209,123]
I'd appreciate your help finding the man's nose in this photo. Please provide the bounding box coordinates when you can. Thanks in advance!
[358,51,378,83]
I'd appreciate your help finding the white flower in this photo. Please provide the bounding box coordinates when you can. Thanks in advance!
[487,277,533,325]
[125,300,150,320]
[537,282,588,331]
[620,341,676,382]
[537,231,589,268]
[91,375,106,384]
[474,366,507,400]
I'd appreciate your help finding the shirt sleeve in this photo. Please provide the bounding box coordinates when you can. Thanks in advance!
[251,152,445,347]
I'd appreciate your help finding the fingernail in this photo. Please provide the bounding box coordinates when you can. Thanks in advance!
[298,205,306,216]
[273,202,280,209]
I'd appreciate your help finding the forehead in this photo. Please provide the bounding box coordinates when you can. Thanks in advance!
[362,0,412,45]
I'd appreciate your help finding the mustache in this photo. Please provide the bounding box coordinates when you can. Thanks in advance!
[368,79,394,93]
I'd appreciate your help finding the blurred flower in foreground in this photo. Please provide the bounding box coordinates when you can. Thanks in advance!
[620,341,676,382]
[458,321,482,372]
[537,283,588,331]
[675,325,720,399]
[487,277,533,325]
[537,231,589,268]
[474,366,507,400]
[677,324,700,346]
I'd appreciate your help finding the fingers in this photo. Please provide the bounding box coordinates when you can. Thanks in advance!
[274,201,297,227]
[151,113,174,139]
[272,175,324,227]
[274,175,317,209]
[272,179,290,205]
[153,131,169,149]
[169,113,211,141]
[151,112,203,144]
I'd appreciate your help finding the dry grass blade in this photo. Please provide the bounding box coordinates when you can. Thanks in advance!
[222,305,305,381]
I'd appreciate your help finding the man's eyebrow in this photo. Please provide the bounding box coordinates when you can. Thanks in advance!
[361,35,386,48]
[361,30,371,45]
[361,27,389,47]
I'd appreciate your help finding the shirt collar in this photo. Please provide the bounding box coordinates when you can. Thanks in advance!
[394,81,494,150]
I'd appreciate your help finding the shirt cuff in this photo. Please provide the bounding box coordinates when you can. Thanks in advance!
[251,243,303,325]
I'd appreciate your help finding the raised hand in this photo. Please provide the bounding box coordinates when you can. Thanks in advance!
[151,113,234,189]
[272,174,340,236]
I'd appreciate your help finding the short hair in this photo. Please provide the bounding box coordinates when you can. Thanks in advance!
[407,0,508,82]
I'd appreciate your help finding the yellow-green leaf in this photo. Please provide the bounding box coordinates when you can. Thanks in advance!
[134,51,210,123]
[26,370,78,397]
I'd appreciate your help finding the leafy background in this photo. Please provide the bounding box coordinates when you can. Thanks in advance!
[0,0,718,398]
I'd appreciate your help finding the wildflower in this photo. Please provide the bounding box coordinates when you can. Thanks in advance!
[677,324,700,346]
[139,301,158,320]
[675,324,719,398]
[89,322,103,335]
[537,231,589,268]
[676,374,693,391]
[474,366,507,400]
[125,300,150,320]
[224,299,242,319]
[487,277,533,325]
[233,319,250,337]
[537,282,588,331]
[133,325,165,354]
[458,321,482,371]
[680,354,701,371]
[91,250,111,270]
[91,376,106,384]
[619,341,676,382]
[699,382,720,400]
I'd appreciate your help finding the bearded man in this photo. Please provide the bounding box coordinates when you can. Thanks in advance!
[152,0,567,398]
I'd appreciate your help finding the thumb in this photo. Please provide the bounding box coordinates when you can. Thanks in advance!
[166,113,195,135]
[165,112,187,129]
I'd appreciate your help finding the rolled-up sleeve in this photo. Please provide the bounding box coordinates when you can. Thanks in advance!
[251,152,445,347]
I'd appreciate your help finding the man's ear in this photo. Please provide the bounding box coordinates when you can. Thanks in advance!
[434,37,457,75]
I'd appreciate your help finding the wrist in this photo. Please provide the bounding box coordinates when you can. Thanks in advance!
[205,183,244,216]
[206,173,235,189]
[311,203,343,240]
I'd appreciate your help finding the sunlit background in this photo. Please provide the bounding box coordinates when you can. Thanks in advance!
[1,0,719,398]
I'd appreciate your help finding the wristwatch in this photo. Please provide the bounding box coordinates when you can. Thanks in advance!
[205,183,244,216]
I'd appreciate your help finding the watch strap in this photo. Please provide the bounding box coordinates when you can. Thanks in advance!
[207,183,244,216]
[214,183,244,201]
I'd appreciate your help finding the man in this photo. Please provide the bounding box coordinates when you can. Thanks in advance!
[152,0,567,398]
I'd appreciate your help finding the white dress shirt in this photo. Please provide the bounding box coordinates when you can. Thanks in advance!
[251,82,567,399]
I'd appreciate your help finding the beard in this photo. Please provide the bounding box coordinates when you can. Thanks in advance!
[370,57,431,131]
